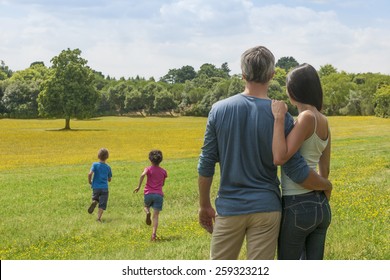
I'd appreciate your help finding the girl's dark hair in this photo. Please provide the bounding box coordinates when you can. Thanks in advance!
[286,63,323,111]
[149,150,163,165]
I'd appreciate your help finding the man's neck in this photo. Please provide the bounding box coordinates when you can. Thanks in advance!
[242,81,270,99]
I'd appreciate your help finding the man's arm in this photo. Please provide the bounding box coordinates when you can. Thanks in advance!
[198,175,216,234]
[197,107,218,233]
[300,169,332,191]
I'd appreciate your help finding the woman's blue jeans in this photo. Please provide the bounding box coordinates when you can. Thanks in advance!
[278,191,331,260]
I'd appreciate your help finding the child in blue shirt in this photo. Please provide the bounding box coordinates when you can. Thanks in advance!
[88,148,112,222]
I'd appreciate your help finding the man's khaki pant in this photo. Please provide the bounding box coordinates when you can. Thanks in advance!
[211,211,281,260]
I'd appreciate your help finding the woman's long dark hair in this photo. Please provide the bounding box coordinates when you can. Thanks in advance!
[286,63,323,111]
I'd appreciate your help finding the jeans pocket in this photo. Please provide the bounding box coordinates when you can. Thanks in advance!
[324,201,332,226]
[293,205,318,231]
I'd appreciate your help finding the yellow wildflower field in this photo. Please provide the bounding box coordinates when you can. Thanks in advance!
[1,117,207,171]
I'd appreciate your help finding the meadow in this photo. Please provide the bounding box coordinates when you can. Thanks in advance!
[0,116,389,260]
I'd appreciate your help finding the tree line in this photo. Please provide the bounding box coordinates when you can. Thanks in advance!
[1,49,389,129]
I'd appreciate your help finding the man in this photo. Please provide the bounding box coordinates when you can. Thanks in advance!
[197,46,332,260]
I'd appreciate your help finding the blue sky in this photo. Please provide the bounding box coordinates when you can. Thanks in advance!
[1,0,389,79]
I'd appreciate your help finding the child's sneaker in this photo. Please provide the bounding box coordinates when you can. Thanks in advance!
[146,212,151,225]
[88,200,98,214]
[151,233,157,241]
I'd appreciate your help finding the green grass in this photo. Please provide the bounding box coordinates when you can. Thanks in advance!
[0,159,212,259]
[0,116,389,259]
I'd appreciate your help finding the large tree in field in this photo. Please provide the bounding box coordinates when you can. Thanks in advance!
[38,48,98,129]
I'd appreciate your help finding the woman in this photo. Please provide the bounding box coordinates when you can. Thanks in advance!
[271,63,332,260]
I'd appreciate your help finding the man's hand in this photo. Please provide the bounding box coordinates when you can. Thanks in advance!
[199,206,216,234]
[324,189,332,201]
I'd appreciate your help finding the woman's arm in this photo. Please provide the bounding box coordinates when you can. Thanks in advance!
[272,101,314,165]
[319,130,331,178]
[319,130,332,199]
[272,101,288,165]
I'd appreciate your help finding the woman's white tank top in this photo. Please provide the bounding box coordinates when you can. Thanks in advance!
[281,113,329,196]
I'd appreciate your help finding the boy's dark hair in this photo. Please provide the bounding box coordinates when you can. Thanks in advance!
[98,148,109,161]
[149,150,163,165]
[286,63,323,111]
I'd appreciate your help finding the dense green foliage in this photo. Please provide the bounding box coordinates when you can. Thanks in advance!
[1,53,390,120]
[275,56,299,72]
[374,85,390,118]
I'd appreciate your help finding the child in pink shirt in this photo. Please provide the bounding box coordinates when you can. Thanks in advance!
[134,150,168,241]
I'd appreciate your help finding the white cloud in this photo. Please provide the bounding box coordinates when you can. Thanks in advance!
[1,0,389,78]
[241,4,390,74]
